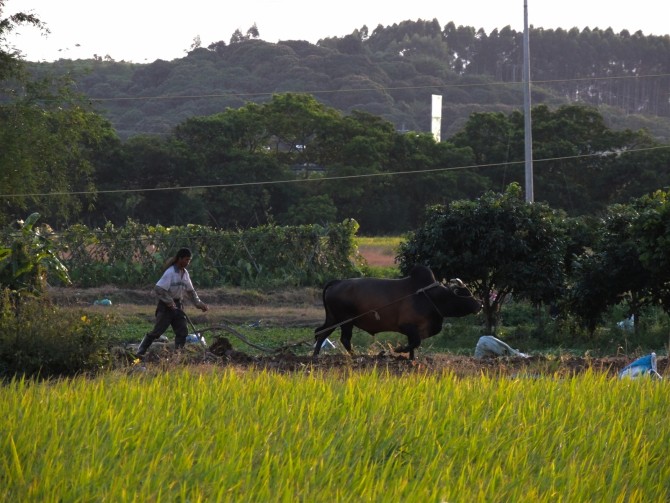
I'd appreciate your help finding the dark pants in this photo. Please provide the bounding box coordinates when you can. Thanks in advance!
[147,300,189,348]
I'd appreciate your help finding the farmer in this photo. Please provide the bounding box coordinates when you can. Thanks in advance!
[136,247,208,357]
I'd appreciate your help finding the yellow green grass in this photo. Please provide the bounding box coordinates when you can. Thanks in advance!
[356,235,404,248]
[2,368,668,502]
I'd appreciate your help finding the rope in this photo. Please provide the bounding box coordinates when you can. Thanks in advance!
[419,281,446,317]
[313,281,442,338]
[184,281,451,354]
[194,321,319,354]
[192,323,279,353]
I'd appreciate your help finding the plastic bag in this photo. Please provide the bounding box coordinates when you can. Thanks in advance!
[474,335,528,359]
[186,333,207,347]
[619,353,662,379]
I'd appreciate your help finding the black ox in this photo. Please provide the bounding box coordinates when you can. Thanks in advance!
[313,265,482,360]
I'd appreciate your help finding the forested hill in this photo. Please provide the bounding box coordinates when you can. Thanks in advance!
[26,20,670,141]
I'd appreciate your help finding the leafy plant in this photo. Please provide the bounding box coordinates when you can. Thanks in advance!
[0,213,71,298]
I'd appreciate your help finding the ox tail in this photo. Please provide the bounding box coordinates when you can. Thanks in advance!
[315,279,341,334]
[320,279,341,315]
[313,280,343,355]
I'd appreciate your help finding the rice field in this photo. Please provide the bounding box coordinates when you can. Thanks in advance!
[2,368,668,502]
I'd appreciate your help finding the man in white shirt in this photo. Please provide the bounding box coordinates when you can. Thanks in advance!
[136,248,208,357]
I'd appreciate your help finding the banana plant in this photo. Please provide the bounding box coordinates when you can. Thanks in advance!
[0,213,71,296]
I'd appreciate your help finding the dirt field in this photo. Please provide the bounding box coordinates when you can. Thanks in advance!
[51,275,667,379]
[119,338,667,378]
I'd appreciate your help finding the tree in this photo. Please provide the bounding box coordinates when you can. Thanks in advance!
[264,93,341,158]
[280,194,338,225]
[568,203,653,336]
[189,35,202,52]
[246,23,259,39]
[0,77,119,227]
[230,29,244,44]
[0,80,116,226]
[398,183,567,333]
[92,134,189,225]
[450,110,520,191]
[171,107,286,228]
[451,105,668,216]
[0,1,46,83]
[1,4,119,227]
[631,190,670,316]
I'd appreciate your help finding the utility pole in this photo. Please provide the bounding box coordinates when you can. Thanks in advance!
[523,0,534,202]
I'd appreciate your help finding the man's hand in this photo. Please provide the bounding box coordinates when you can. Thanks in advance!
[199,304,209,312]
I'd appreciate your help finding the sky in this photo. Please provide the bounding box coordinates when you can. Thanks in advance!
[4,0,669,63]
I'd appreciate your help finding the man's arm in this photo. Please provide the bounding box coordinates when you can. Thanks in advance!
[154,285,176,308]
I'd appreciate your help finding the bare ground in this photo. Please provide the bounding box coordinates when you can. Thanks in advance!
[115,341,668,378]
[51,284,667,378]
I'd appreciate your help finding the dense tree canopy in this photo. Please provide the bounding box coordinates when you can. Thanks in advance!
[397,183,567,333]
[1,4,119,227]
[2,5,669,233]
[22,20,670,141]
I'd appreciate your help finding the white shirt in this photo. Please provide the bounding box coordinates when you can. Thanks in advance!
[154,265,203,307]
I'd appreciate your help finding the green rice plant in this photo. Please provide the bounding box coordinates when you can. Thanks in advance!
[1,369,668,502]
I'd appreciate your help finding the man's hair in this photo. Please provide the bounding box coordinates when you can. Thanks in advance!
[164,247,192,270]
[176,248,192,259]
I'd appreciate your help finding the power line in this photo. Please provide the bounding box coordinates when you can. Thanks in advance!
[2,145,667,199]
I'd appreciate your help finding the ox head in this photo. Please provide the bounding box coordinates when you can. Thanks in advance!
[434,278,482,317]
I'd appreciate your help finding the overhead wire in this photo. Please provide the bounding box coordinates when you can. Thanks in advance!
[1,145,668,199]
[3,68,667,199]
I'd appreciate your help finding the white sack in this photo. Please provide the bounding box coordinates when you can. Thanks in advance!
[475,335,528,359]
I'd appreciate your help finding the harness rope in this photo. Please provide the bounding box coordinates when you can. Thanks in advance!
[190,322,279,353]
[313,280,442,339]
[186,281,465,354]
[418,281,447,318]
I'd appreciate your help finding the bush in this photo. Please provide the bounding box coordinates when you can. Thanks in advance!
[55,218,363,288]
[0,290,115,379]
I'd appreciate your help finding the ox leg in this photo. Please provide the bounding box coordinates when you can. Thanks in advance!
[313,322,336,358]
[339,323,353,354]
[394,329,421,360]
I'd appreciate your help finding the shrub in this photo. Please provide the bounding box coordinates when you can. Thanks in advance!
[55,218,363,288]
[0,290,115,379]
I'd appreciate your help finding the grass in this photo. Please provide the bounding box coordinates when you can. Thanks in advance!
[357,235,405,249]
[78,302,668,360]
[2,369,669,501]
[356,235,403,278]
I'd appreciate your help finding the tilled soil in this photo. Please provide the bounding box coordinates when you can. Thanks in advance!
[119,337,668,378]
[54,287,667,379]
